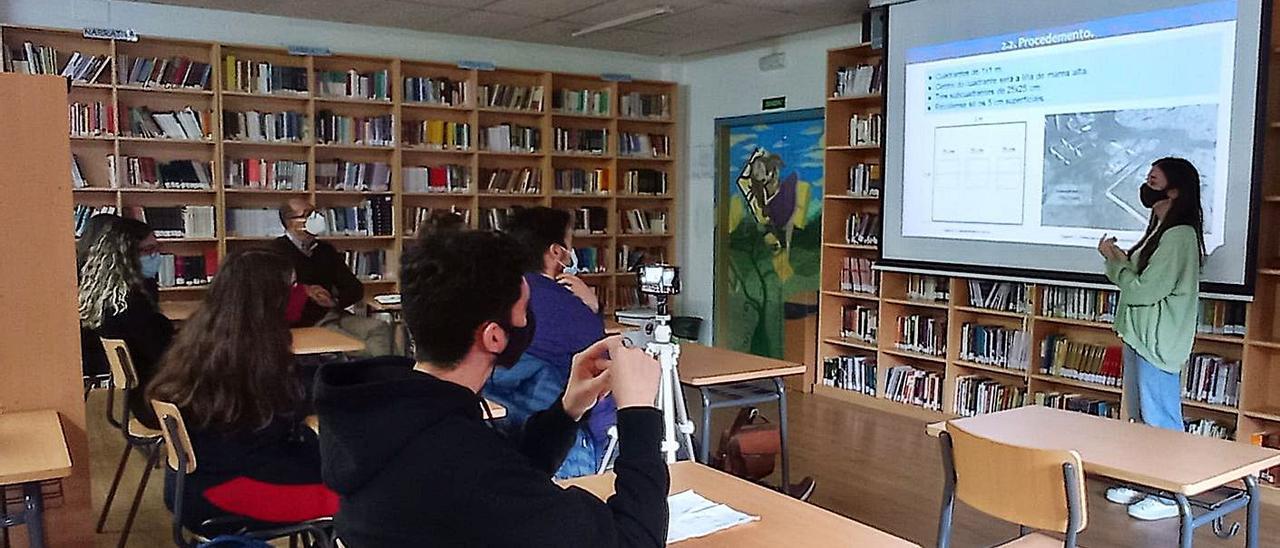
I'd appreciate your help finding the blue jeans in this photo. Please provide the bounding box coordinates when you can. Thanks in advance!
[1123,345,1184,431]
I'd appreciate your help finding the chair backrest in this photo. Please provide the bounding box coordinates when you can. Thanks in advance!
[947,422,1087,533]
[151,400,197,474]
[100,337,139,390]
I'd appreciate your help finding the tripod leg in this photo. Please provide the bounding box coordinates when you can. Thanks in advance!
[672,376,696,461]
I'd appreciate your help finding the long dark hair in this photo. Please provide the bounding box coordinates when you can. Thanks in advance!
[78,218,153,328]
[1130,157,1206,272]
[148,248,299,432]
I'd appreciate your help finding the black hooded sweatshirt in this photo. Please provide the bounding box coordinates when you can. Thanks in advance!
[314,357,669,547]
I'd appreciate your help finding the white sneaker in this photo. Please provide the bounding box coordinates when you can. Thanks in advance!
[1128,496,1180,521]
[1106,486,1143,505]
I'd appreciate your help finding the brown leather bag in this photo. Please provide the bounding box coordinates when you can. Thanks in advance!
[711,407,780,481]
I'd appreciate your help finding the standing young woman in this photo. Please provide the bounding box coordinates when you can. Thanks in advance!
[1097,157,1205,521]
[148,248,337,529]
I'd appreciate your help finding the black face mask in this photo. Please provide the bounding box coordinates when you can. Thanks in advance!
[493,309,536,369]
[1140,184,1168,208]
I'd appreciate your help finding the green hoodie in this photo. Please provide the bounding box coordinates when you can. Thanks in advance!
[1104,224,1201,374]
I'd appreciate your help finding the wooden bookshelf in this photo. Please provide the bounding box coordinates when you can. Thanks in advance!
[2,25,678,314]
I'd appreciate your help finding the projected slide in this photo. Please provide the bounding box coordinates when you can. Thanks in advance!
[899,1,1233,253]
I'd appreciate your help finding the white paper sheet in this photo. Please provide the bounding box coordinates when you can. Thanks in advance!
[666,490,759,544]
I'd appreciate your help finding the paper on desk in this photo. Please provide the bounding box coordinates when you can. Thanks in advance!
[667,489,759,544]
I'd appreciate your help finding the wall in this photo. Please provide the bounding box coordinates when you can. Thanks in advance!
[676,23,862,341]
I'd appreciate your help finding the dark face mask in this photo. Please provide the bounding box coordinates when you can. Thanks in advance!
[1140,184,1168,208]
[494,309,536,369]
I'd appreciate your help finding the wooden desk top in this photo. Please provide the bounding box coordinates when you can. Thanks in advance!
[561,461,917,547]
[366,296,402,313]
[0,410,73,485]
[676,344,806,387]
[159,299,201,322]
[291,327,366,355]
[926,406,1280,496]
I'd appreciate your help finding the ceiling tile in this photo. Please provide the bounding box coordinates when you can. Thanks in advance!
[557,0,707,26]
[561,28,672,53]
[437,9,542,38]
[390,0,506,8]
[505,20,583,46]
[720,0,866,16]
[485,0,607,18]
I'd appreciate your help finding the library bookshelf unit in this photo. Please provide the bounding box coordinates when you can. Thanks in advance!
[2,25,678,314]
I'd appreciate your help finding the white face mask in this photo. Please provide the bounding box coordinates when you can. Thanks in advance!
[303,212,328,236]
[558,244,579,275]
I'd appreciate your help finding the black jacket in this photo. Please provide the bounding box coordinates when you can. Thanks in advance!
[314,357,669,547]
[94,284,173,429]
[271,236,363,326]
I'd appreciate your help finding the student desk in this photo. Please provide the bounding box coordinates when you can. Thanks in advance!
[560,461,918,547]
[291,327,366,355]
[676,344,806,491]
[926,406,1280,548]
[0,410,72,548]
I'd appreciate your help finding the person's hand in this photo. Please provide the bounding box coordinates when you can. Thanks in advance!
[607,340,661,410]
[1097,235,1123,261]
[563,337,619,420]
[306,285,336,308]
[557,274,600,313]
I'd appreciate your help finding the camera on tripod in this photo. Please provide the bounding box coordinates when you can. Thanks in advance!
[637,264,680,296]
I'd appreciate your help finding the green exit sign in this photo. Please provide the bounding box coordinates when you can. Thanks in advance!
[762,96,786,110]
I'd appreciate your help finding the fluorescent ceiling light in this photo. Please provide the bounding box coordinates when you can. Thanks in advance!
[571,6,674,37]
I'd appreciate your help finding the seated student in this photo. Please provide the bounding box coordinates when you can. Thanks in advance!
[78,218,173,427]
[271,198,393,356]
[487,207,612,478]
[314,229,669,547]
[77,213,124,381]
[148,248,337,529]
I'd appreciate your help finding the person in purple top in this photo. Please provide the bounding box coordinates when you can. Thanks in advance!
[484,207,613,478]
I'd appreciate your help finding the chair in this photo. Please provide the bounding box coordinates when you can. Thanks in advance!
[670,316,703,342]
[150,400,334,548]
[95,338,166,548]
[937,423,1087,548]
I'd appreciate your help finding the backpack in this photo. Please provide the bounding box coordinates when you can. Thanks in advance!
[711,407,780,481]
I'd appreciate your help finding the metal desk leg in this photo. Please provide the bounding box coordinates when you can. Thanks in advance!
[1175,493,1194,548]
[22,482,45,548]
[699,387,712,464]
[773,377,790,491]
[1246,475,1260,548]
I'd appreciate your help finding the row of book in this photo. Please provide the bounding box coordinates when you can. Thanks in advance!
[1040,335,1123,387]
[481,168,541,194]
[404,164,469,193]
[223,110,306,143]
[1037,392,1120,419]
[61,51,111,83]
[137,206,216,239]
[841,304,878,343]
[478,207,522,231]
[223,56,308,95]
[959,323,1031,370]
[822,355,877,396]
[226,208,283,237]
[1197,300,1246,336]
[555,168,610,195]
[1183,353,1240,408]
[966,281,1029,313]
[404,77,466,106]
[844,212,879,245]
[886,365,942,411]
[316,161,391,192]
[619,132,670,157]
[118,55,212,89]
[907,275,949,303]
[317,69,390,100]
[478,84,544,111]
[226,159,307,190]
[406,206,470,235]
[318,198,394,236]
[155,252,217,288]
[573,206,609,235]
[848,113,883,147]
[847,163,881,197]
[618,245,666,273]
[895,314,946,357]
[118,156,212,190]
[621,209,667,235]
[70,100,115,136]
[834,62,884,98]
[616,286,658,311]
[3,42,81,78]
[839,257,879,294]
[344,250,387,279]
[553,89,609,116]
[481,124,540,153]
[553,127,608,154]
[619,92,671,119]
[954,376,1026,417]
[623,169,668,195]
[404,120,471,150]
[316,112,394,146]
[1186,418,1233,440]
[1041,287,1117,323]
[572,247,608,274]
[125,106,210,141]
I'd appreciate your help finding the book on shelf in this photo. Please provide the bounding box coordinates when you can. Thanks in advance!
[553,127,608,154]
[117,55,211,89]
[619,92,670,119]
[621,208,667,235]
[954,376,1026,417]
[555,168,610,195]
[906,274,949,302]
[69,100,115,136]
[404,119,471,150]
[967,281,1029,313]
[839,257,878,294]
[845,212,879,245]
[478,83,544,111]
[223,55,308,95]
[617,245,666,273]
[71,154,87,188]
[2,41,62,75]
[619,132,670,157]
[119,156,213,189]
[1035,392,1119,419]
[137,206,215,239]
[847,163,881,197]
[316,111,393,146]
[895,314,946,356]
[1197,299,1246,336]
[885,365,942,411]
[822,355,877,396]
[73,205,119,237]
[319,197,393,236]
[60,51,112,83]
[840,304,878,344]
[344,249,387,279]
[834,61,883,98]
[223,110,306,143]
[1042,286,1117,323]
[959,323,1030,370]
[1039,335,1123,387]
[227,208,284,237]
[848,113,883,146]
[226,158,308,190]
[573,206,608,235]
[616,285,658,311]
[317,69,390,101]
[623,169,668,195]
[404,76,466,106]
[553,89,609,116]
[406,205,471,235]
[125,106,210,140]
[156,251,217,288]
[480,123,540,153]
[479,206,524,231]
[1183,353,1240,407]
[316,160,391,192]
[480,167,540,194]
[1185,418,1233,440]
[572,246,607,274]
[404,164,469,193]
